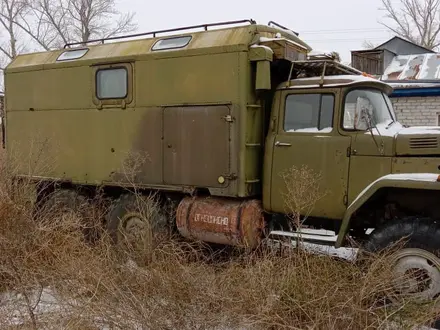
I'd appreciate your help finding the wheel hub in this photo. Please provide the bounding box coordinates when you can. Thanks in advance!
[119,212,151,243]
[392,248,440,300]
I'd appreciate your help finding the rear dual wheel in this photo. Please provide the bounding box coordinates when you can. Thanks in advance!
[41,188,100,243]
[42,189,172,265]
[106,193,170,266]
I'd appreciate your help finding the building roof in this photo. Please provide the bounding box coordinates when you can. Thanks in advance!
[381,53,440,97]
[373,36,435,54]
[351,36,434,56]
[382,53,440,81]
[350,48,394,55]
[381,51,440,97]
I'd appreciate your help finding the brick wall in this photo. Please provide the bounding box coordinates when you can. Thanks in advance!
[390,96,440,127]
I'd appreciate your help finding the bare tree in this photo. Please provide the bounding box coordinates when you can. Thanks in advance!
[19,0,137,49]
[380,0,440,50]
[0,0,27,62]
[14,0,70,50]
[0,0,136,90]
[362,40,377,49]
[67,0,137,42]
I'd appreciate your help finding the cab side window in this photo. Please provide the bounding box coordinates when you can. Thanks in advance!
[284,93,334,133]
[343,88,394,130]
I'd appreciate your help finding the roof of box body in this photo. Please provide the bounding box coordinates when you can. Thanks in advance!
[5,21,312,73]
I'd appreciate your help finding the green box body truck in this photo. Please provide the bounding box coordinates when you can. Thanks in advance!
[5,19,440,300]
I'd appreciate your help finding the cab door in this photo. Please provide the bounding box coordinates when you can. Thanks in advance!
[266,89,351,220]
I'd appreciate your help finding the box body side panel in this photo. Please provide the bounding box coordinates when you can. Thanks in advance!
[5,50,262,197]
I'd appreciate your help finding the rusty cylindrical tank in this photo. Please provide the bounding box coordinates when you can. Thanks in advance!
[176,196,265,248]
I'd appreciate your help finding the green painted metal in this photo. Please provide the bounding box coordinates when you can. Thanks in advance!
[6,19,440,250]
[4,21,310,199]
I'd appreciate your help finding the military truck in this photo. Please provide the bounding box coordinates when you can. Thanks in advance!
[4,19,440,300]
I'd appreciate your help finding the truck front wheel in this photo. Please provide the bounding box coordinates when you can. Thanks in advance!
[363,217,440,302]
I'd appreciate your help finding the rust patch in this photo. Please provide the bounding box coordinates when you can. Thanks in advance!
[176,196,265,248]
[384,54,440,80]
[407,63,421,80]
[386,71,401,80]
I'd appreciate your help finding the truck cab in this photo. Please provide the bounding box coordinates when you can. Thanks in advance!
[264,75,396,221]
[261,67,440,301]
[262,66,440,237]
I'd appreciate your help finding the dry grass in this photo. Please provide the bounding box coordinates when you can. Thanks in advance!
[279,164,328,230]
[0,159,437,329]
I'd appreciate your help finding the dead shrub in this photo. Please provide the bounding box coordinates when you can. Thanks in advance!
[279,164,328,231]
[0,154,437,329]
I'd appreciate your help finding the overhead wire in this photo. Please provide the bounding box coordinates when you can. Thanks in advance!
[297,27,390,43]
[300,28,388,34]
[305,38,387,42]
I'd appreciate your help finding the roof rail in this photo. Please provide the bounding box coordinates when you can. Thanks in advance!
[285,59,363,87]
[267,21,299,36]
[64,19,256,49]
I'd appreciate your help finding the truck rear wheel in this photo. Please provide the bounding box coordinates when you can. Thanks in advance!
[42,188,98,242]
[363,217,440,302]
[106,193,169,265]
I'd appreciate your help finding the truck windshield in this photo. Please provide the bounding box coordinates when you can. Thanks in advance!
[343,88,395,130]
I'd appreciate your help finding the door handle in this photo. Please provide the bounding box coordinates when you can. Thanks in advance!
[275,141,292,147]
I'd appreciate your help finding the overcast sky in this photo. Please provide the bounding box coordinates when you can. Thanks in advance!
[118,0,396,63]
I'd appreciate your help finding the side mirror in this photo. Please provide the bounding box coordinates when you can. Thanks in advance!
[354,96,373,130]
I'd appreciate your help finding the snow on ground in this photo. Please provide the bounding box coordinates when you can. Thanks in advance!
[0,287,64,327]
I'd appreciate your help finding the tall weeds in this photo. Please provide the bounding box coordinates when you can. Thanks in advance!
[0,158,438,329]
